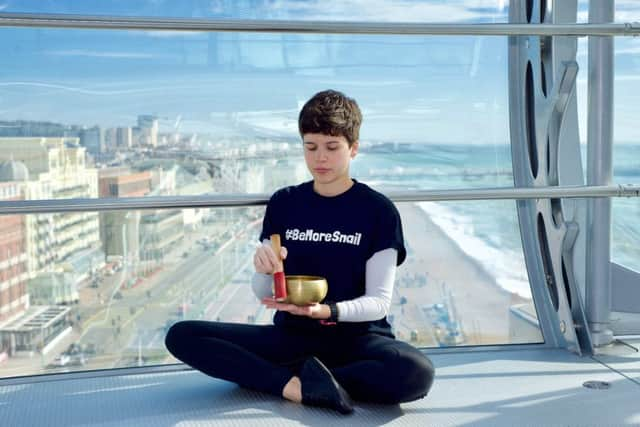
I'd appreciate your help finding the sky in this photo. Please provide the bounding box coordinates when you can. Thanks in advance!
[0,0,638,144]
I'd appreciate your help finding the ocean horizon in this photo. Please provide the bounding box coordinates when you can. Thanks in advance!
[349,142,640,300]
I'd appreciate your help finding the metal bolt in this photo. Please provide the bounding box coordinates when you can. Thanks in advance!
[583,380,611,390]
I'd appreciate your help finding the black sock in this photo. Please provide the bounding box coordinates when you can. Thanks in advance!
[300,357,354,415]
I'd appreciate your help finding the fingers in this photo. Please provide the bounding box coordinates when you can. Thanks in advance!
[253,243,287,274]
[261,298,315,317]
[253,246,268,273]
[261,298,293,311]
[265,243,281,265]
[253,244,276,273]
[253,250,269,274]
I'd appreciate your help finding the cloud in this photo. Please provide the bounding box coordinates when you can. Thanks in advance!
[267,0,507,23]
[309,78,412,87]
[576,44,640,57]
[615,45,640,55]
[121,0,510,38]
[612,75,640,81]
[142,31,204,38]
[0,81,157,95]
[578,11,640,22]
[577,0,640,22]
[46,49,159,59]
[403,107,441,115]
[577,75,640,85]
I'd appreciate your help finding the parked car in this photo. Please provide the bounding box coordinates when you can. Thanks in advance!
[47,354,70,368]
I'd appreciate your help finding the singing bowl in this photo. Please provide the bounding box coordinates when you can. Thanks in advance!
[282,275,328,306]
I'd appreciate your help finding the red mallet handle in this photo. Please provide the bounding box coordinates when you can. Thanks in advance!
[273,271,287,301]
[270,234,287,301]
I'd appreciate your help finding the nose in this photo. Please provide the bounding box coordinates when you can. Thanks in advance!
[315,148,328,161]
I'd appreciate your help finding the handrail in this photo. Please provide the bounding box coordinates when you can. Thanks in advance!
[0,13,638,36]
[0,185,637,215]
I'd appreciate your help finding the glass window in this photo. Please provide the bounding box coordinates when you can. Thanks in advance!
[576,1,640,273]
[0,28,511,196]
[0,2,552,379]
[612,13,640,273]
[396,200,540,347]
[0,201,538,378]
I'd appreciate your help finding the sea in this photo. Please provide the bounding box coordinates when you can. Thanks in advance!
[347,143,640,300]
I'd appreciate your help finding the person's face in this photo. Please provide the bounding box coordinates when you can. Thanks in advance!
[303,133,358,187]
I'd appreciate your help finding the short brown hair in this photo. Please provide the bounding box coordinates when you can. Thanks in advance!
[298,90,362,146]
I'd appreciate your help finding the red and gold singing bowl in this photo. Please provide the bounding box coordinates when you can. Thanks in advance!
[277,275,328,306]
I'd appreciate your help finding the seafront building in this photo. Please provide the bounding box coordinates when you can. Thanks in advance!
[0,138,101,273]
[0,137,100,356]
[98,168,152,264]
[0,180,29,324]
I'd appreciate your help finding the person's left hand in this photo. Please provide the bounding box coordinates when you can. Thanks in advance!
[261,297,325,319]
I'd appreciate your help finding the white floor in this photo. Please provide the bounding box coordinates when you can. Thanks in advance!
[1,341,639,426]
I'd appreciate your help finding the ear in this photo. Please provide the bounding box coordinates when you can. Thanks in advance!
[350,141,359,158]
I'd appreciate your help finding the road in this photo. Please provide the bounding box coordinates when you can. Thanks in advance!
[6,208,446,377]
[41,214,265,373]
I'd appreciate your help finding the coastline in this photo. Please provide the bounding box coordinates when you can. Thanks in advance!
[392,202,530,346]
[414,201,529,301]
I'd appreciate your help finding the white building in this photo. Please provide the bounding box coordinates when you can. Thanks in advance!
[0,137,101,282]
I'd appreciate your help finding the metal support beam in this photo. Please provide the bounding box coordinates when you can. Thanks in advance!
[0,12,639,36]
[0,185,637,215]
[586,0,615,347]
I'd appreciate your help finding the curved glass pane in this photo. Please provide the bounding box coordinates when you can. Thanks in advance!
[0,29,510,197]
[0,2,544,379]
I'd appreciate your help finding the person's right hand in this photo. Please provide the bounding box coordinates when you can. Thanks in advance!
[253,241,288,274]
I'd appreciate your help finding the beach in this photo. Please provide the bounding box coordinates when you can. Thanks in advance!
[205,199,538,348]
[391,203,530,346]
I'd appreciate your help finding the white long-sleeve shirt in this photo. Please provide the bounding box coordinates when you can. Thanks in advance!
[251,247,397,322]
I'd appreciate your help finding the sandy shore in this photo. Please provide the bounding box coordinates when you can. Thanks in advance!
[391,203,529,346]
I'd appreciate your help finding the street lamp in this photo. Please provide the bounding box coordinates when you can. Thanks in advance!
[121,222,128,288]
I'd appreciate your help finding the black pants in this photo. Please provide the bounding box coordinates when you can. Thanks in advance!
[165,320,434,404]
